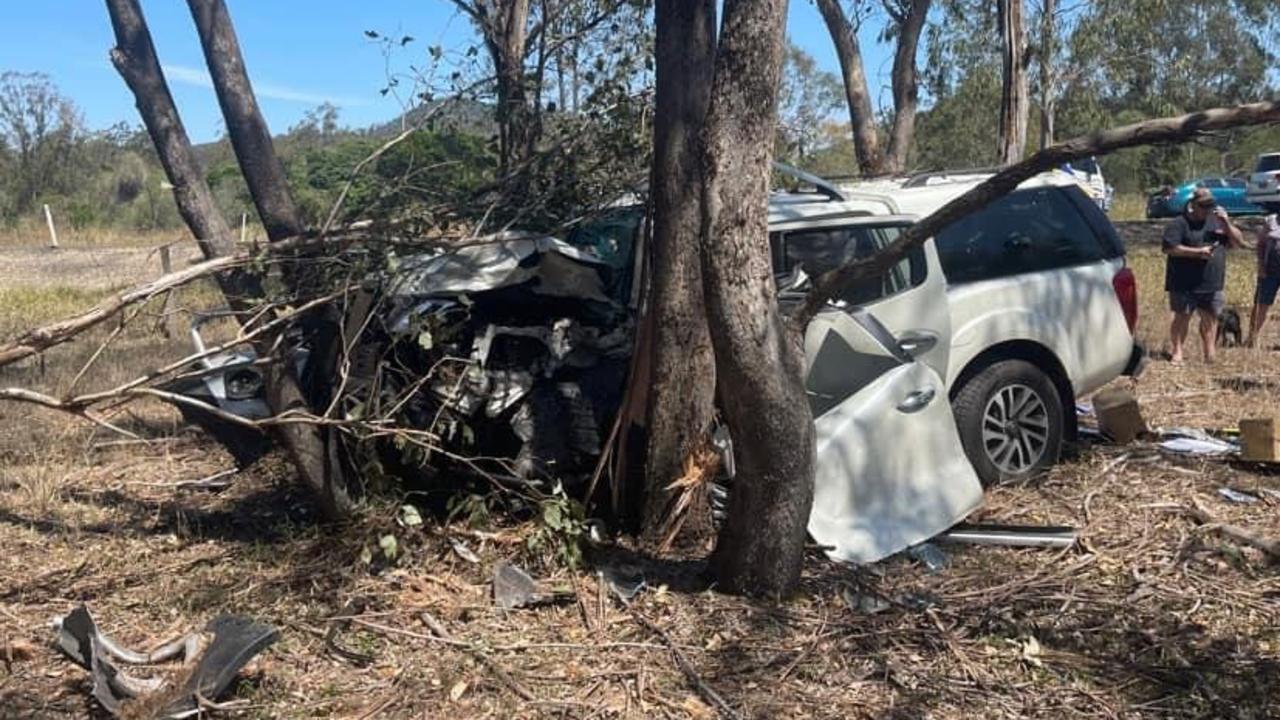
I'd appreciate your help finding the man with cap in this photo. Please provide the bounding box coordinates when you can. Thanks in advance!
[1162,187,1245,364]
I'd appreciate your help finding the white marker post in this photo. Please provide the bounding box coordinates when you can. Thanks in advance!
[43,204,59,249]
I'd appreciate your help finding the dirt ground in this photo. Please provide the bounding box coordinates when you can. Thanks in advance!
[1,239,1278,719]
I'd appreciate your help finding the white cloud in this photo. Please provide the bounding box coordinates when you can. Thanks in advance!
[162,64,369,107]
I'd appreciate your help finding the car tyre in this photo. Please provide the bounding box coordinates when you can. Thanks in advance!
[952,359,1063,487]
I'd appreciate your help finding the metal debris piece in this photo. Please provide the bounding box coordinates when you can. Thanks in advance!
[840,588,890,615]
[1158,427,1239,456]
[52,605,278,718]
[601,564,646,601]
[449,538,481,564]
[493,562,540,609]
[906,543,949,574]
[1218,487,1260,504]
[937,523,1077,549]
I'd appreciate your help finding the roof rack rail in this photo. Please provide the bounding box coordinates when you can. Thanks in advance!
[901,165,1004,188]
[772,161,845,202]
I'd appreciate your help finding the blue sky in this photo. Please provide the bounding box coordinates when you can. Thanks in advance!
[0,1,895,143]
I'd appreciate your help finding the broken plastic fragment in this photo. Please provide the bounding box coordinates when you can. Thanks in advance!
[493,561,539,609]
[1218,487,1260,504]
[907,543,949,574]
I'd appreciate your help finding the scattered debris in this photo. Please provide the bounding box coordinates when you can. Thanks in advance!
[1181,500,1280,561]
[448,538,481,564]
[937,523,1078,549]
[907,543,950,574]
[1218,487,1260,505]
[492,561,540,609]
[840,588,890,615]
[600,563,646,601]
[1158,427,1239,456]
[52,605,278,718]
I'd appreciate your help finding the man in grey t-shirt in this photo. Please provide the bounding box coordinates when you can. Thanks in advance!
[1162,187,1244,364]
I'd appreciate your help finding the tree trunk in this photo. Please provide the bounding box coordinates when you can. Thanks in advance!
[814,0,884,177]
[107,0,352,520]
[1037,0,1057,150]
[640,0,718,552]
[998,0,1029,164]
[702,0,814,599]
[884,0,930,173]
[186,0,304,240]
[487,0,534,173]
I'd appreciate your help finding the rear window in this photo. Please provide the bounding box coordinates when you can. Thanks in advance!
[1256,155,1280,173]
[935,187,1111,285]
[771,224,926,306]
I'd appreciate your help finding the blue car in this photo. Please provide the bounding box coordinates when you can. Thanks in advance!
[1147,177,1266,218]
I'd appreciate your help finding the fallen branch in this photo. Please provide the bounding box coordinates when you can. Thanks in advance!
[1185,500,1280,560]
[626,604,743,720]
[797,99,1280,326]
[418,611,537,703]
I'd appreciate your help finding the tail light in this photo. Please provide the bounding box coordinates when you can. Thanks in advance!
[1112,266,1138,334]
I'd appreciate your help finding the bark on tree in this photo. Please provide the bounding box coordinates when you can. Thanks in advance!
[1037,0,1057,150]
[884,0,930,173]
[998,0,1030,164]
[453,0,535,173]
[796,99,1280,326]
[814,0,884,176]
[701,0,814,599]
[106,0,352,520]
[639,0,718,551]
[186,0,305,240]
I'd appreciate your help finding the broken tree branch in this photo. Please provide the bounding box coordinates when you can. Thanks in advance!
[795,99,1280,327]
[1185,500,1280,560]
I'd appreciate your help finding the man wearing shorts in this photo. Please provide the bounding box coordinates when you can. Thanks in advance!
[1247,204,1280,348]
[1162,187,1244,364]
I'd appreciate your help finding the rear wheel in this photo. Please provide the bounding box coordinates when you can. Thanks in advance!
[952,360,1063,486]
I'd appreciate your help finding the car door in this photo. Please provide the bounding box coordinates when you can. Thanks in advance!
[804,308,984,563]
[772,218,952,380]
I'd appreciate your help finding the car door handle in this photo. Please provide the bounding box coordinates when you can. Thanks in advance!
[897,387,937,414]
[897,331,938,356]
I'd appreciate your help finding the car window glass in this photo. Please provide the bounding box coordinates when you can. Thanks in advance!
[1256,156,1280,173]
[1228,178,1247,188]
[772,225,925,305]
[1202,178,1225,188]
[935,188,1106,284]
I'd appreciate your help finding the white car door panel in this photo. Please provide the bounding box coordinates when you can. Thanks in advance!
[805,310,984,564]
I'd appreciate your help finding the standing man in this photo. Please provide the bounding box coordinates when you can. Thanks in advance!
[1162,187,1245,364]
[1246,204,1280,348]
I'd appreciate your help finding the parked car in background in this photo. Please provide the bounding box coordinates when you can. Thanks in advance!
[1247,153,1280,205]
[1147,177,1265,218]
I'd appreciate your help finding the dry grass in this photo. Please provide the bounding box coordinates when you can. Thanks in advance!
[1109,192,1149,222]
[0,220,190,250]
[1,239,1278,719]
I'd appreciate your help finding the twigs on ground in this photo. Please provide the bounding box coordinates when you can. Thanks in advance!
[1183,499,1280,560]
[625,603,743,720]
[419,611,538,703]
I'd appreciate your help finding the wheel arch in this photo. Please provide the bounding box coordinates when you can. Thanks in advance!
[949,340,1077,440]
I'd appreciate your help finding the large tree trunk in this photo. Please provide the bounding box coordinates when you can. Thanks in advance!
[487,0,534,174]
[998,0,1030,164]
[1037,0,1057,150]
[884,0,930,173]
[702,0,814,599]
[814,0,884,177]
[106,0,352,520]
[186,0,304,240]
[639,0,718,551]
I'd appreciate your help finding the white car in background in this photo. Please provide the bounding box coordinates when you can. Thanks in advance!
[1247,152,1280,205]
[767,169,1142,561]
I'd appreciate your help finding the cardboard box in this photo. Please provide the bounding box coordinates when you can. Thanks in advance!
[1240,417,1280,462]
